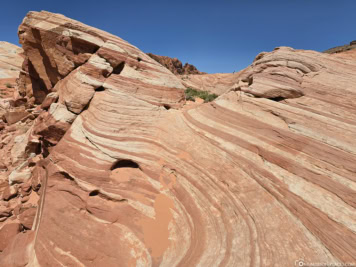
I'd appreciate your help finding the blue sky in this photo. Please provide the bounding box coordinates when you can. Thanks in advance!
[1,0,355,73]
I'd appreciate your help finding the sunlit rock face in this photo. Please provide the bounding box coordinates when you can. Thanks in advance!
[0,42,23,80]
[0,42,23,100]
[1,11,356,267]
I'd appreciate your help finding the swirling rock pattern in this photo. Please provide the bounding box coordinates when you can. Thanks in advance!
[1,11,356,267]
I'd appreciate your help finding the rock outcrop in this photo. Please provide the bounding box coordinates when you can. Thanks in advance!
[147,53,238,96]
[147,53,205,75]
[181,72,241,95]
[0,11,356,267]
[324,40,356,54]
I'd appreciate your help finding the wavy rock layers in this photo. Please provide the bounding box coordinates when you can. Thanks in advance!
[0,42,23,80]
[181,72,241,95]
[0,10,185,265]
[1,12,356,267]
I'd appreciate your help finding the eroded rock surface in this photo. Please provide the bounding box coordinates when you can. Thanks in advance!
[147,53,205,75]
[0,11,355,267]
[324,40,356,54]
[181,72,241,95]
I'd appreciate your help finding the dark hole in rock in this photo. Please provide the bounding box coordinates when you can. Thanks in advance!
[95,86,105,92]
[60,171,74,181]
[70,37,100,55]
[102,69,111,78]
[269,96,286,102]
[248,76,253,86]
[163,104,171,110]
[28,162,36,167]
[111,159,140,170]
[35,141,42,155]
[113,62,125,74]
[137,57,142,62]
[89,190,99,196]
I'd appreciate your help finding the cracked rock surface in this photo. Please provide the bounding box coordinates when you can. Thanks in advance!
[0,11,356,267]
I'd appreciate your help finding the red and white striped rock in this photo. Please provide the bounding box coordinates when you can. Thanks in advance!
[181,72,241,95]
[1,11,356,267]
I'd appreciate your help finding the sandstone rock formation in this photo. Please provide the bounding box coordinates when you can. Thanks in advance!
[0,42,24,99]
[147,53,238,96]
[0,11,356,267]
[0,42,23,79]
[181,72,241,95]
[147,53,205,75]
[324,40,356,54]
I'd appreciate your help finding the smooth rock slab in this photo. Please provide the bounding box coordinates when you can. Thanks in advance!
[0,223,21,252]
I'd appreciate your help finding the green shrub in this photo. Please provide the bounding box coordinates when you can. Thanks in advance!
[184,87,218,103]
[5,83,13,88]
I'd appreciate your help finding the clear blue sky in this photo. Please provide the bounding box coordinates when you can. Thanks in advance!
[1,0,355,73]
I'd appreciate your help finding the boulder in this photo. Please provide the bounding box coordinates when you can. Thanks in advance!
[8,167,32,185]
[3,109,29,125]
[40,92,58,110]
[0,206,12,218]
[2,185,18,201]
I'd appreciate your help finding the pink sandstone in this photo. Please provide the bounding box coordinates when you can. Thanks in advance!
[0,11,355,267]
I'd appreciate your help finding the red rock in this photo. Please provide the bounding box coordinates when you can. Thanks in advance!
[3,109,29,125]
[19,207,36,229]
[12,204,21,216]
[20,180,32,193]
[0,231,35,266]
[40,92,58,110]
[1,10,356,267]
[12,98,27,107]
[0,206,12,218]
[21,196,30,203]
[181,72,241,95]
[2,185,18,201]
[0,223,21,252]
[147,53,205,75]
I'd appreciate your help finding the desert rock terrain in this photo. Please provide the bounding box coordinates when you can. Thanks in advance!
[0,11,355,267]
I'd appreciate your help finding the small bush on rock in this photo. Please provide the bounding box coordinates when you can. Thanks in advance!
[184,88,218,103]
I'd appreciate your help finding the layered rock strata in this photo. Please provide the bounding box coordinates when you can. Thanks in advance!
[0,11,355,267]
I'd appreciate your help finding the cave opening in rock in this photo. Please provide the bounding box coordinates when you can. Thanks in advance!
[112,62,125,74]
[268,96,286,102]
[95,86,105,92]
[163,104,171,110]
[89,190,100,196]
[111,159,140,170]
